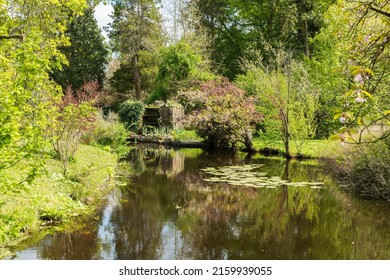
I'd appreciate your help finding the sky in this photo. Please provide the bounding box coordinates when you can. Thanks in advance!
[94,3,113,40]
[93,1,175,42]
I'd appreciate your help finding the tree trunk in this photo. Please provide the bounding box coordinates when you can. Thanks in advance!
[284,139,291,158]
[133,54,142,101]
[244,133,257,153]
[302,18,310,57]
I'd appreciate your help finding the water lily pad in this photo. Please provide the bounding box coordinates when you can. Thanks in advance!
[201,164,324,190]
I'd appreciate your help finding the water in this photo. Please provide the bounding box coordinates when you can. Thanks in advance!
[8,146,390,259]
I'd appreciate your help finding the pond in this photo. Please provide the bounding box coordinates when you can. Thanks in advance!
[8,146,390,259]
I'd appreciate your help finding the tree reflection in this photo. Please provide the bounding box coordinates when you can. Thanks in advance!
[22,146,390,260]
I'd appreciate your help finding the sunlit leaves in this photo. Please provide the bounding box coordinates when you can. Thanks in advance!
[0,0,87,183]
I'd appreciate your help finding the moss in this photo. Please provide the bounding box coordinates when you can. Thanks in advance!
[0,145,117,258]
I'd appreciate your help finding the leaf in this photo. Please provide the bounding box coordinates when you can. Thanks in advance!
[362,90,373,98]
[329,134,340,141]
[363,116,372,126]
[338,127,348,134]
[364,68,374,76]
[345,89,355,98]
[345,111,355,120]
[350,66,363,76]
[333,112,342,120]
[383,110,390,115]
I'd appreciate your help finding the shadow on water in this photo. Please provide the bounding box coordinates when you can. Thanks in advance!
[9,145,390,259]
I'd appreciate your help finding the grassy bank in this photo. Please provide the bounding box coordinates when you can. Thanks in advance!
[250,138,333,158]
[0,145,117,258]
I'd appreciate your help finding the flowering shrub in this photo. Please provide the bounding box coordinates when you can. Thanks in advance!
[333,66,389,143]
[179,78,263,151]
[52,82,99,176]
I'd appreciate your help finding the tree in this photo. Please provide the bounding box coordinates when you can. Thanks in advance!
[237,50,319,157]
[331,0,390,144]
[108,0,164,100]
[193,0,334,80]
[149,39,214,102]
[51,5,109,91]
[0,0,86,184]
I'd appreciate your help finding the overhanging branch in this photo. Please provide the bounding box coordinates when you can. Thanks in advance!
[370,5,390,18]
[0,34,25,40]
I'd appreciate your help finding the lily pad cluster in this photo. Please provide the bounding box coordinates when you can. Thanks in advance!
[201,164,324,189]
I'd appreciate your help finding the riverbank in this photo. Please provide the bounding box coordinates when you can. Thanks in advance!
[0,145,117,258]
[129,131,333,159]
[251,138,333,158]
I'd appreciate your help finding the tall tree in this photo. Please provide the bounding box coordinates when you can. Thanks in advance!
[51,5,109,91]
[193,0,334,79]
[108,0,164,100]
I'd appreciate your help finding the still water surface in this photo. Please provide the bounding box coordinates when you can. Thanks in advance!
[10,147,390,259]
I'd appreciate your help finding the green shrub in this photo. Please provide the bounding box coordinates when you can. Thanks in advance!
[325,138,390,200]
[118,101,145,132]
[83,110,129,155]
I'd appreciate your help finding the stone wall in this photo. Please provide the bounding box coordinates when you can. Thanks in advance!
[158,103,184,130]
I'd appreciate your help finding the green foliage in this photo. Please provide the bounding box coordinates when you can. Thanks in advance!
[83,110,129,155]
[108,0,164,100]
[305,2,350,138]
[118,101,145,132]
[251,138,331,158]
[237,51,320,157]
[0,145,117,255]
[149,39,214,103]
[326,138,390,200]
[0,0,87,185]
[50,6,109,90]
[194,0,334,79]
[180,78,263,151]
[329,1,390,144]
[52,84,98,176]
[171,129,203,141]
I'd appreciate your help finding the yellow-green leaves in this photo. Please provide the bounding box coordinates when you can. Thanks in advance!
[0,0,87,184]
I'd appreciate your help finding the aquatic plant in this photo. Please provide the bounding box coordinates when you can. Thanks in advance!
[202,164,324,189]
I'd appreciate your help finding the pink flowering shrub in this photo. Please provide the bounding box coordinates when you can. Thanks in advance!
[178,78,263,151]
[52,82,100,175]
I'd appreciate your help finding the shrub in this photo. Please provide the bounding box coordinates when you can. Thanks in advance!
[118,101,145,133]
[83,110,129,155]
[179,78,263,151]
[325,138,390,200]
[52,83,99,176]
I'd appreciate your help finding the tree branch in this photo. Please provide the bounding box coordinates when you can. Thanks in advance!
[0,34,25,40]
[370,5,390,18]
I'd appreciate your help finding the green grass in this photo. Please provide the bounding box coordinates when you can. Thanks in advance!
[251,137,334,158]
[0,145,117,258]
[169,129,333,158]
[171,129,203,141]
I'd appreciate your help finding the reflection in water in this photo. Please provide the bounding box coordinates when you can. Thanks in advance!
[11,147,390,259]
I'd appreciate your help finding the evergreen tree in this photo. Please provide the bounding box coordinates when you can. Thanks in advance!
[51,5,109,90]
[108,0,164,101]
